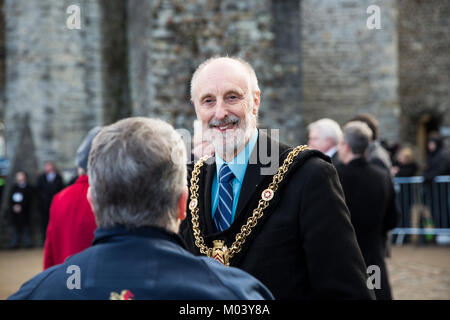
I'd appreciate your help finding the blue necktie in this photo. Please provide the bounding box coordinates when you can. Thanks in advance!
[214,164,234,232]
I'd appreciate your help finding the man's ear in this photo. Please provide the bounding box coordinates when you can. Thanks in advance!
[345,141,352,154]
[178,187,188,222]
[252,91,261,115]
[326,137,335,149]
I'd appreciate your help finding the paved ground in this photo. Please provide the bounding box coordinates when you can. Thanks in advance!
[386,245,450,300]
[0,245,449,300]
[0,247,44,299]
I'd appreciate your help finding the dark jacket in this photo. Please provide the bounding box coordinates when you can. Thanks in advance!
[180,131,374,300]
[36,172,64,216]
[336,157,399,300]
[330,151,341,167]
[393,162,418,177]
[424,148,450,182]
[367,141,392,174]
[8,226,273,300]
[9,183,34,226]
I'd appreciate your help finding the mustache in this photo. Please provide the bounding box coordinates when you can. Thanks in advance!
[208,115,240,128]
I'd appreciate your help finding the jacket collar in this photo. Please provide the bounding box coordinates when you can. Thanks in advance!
[76,174,89,184]
[92,225,187,248]
[347,157,368,167]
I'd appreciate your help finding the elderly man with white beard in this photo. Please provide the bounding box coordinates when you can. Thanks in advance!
[180,56,374,300]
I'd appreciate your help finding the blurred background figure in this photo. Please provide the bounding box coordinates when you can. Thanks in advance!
[36,161,64,245]
[337,121,399,300]
[43,127,102,269]
[307,118,342,165]
[392,146,418,177]
[348,114,392,174]
[411,132,450,246]
[423,133,450,182]
[8,171,34,249]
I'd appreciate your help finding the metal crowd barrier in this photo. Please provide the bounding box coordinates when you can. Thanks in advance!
[392,175,450,245]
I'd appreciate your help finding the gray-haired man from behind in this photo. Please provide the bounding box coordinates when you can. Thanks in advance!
[336,121,398,300]
[9,117,273,300]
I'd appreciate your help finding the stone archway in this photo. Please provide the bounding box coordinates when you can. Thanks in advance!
[404,111,444,167]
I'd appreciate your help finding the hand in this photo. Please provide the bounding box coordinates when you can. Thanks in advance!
[391,166,399,176]
[13,204,22,214]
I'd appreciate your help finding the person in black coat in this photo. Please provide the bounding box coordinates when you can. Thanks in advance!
[36,161,64,244]
[9,171,34,248]
[336,121,399,300]
[348,114,392,174]
[180,57,374,300]
[391,146,418,177]
[8,117,273,300]
[423,134,450,182]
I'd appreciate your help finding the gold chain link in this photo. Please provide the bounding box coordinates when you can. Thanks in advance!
[188,145,309,262]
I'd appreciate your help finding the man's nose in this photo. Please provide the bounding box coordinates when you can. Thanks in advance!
[214,99,228,119]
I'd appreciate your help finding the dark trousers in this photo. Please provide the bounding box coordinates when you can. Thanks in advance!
[39,208,50,244]
[10,222,32,248]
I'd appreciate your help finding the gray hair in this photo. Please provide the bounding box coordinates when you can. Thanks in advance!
[88,117,187,231]
[307,118,343,145]
[190,56,260,101]
[342,121,373,155]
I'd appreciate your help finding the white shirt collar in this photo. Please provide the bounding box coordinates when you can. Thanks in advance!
[325,146,337,158]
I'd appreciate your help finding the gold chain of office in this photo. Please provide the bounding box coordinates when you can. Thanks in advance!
[188,144,309,266]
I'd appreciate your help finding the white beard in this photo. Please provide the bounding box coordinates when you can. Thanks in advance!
[203,111,255,163]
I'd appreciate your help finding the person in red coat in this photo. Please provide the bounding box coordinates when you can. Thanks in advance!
[43,127,102,269]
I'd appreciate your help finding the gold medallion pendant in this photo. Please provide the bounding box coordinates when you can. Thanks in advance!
[189,145,308,266]
[210,240,230,266]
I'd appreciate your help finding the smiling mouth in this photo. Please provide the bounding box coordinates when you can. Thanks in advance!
[211,121,239,132]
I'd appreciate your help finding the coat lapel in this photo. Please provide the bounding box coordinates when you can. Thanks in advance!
[203,159,215,220]
[235,130,276,220]
[202,157,217,235]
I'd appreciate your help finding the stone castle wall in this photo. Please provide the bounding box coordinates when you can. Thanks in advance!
[127,0,303,144]
[302,0,400,143]
[398,0,450,146]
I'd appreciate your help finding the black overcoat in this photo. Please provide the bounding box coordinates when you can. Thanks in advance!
[180,131,375,300]
[336,157,399,300]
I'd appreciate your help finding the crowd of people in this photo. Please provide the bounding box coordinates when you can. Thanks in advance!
[5,56,450,300]
[6,162,64,249]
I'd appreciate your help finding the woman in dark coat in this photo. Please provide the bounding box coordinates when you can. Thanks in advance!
[391,147,418,177]
[9,171,34,248]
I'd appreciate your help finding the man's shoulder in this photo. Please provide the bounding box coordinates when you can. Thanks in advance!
[194,256,273,299]
[56,182,84,198]
[7,264,68,300]
[53,178,88,205]
[282,147,334,180]
[36,174,46,184]
[146,238,273,299]
[8,244,110,300]
[367,161,391,182]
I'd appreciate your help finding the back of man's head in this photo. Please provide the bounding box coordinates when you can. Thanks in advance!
[76,126,103,174]
[88,117,187,232]
[343,121,373,156]
[349,114,378,141]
